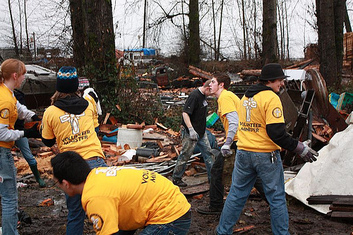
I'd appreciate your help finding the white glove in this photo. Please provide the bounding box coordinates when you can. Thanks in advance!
[221,144,232,157]
[294,140,318,163]
[188,127,199,141]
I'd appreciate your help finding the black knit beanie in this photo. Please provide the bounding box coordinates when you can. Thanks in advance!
[56,66,79,93]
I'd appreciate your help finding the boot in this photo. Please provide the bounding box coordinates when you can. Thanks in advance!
[29,164,46,188]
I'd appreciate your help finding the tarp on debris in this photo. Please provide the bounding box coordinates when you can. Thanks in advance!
[285,124,353,214]
[124,48,156,56]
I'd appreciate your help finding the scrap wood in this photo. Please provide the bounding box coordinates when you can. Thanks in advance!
[330,211,353,218]
[233,225,255,233]
[115,104,121,111]
[239,69,261,77]
[127,124,144,129]
[329,205,353,212]
[156,140,164,149]
[166,129,179,136]
[109,116,118,125]
[156,122,168,130]
[286,58,315,69]
[188,65,213,80]
[103,113,110,125]
[172,145,180,156]
[312,132,327,143]
[307,195,353,205]
[37,152,54,158]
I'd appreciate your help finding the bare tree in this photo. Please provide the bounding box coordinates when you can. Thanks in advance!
[8,0,19,57]
[262,0,278,64]
[316,0,345,88]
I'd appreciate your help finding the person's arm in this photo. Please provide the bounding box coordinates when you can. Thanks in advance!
[267,123,318,162]
[16,101,35,122]
[221,111,238,156]
[0,124,24,141]
[182,112,198,140]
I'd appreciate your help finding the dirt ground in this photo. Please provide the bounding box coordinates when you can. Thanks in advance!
[8,165,352,235]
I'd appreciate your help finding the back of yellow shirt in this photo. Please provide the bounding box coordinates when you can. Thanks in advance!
[82,167,191,234]
[237,90,284,152]
[41,102,104,159]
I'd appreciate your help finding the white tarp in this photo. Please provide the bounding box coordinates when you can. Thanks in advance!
[285,124,353,214]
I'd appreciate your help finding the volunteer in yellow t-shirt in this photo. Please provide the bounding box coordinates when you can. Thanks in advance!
[0,59,42,235]
[51,151,191,235]
[41,66,107,235]
[215,63,318,235]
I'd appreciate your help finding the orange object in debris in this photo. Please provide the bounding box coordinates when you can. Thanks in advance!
[24,121,41,130]
[233,225,255,233]
[38,198,54,207]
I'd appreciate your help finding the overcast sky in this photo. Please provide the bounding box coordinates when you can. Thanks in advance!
[1,0,352,59]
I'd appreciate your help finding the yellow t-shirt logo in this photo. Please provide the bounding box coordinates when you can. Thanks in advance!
[243,98,257,122]
[59,112,85,134]
[272,107,283,118]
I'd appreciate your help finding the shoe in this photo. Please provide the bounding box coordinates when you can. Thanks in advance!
[196,206,222,215]
[173,179,187,187]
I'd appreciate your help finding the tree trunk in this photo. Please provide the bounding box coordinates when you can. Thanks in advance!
[316,0,344,88]
[216,0,224,61]
[69,0,117,88]
[8,0,19,57]
[188,0,200,66]
[24,0,31,58]
[262,0,278,65]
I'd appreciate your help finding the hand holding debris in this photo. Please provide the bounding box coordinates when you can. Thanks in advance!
[24,123,42,139]
[188,127,199,141]
[294,140,318,163]
[221,144,232,157]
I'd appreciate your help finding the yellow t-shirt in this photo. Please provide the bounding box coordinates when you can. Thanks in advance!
[82,167,191,234]
[237,90,285,152]
[0,84,18,148]
[41,102,104,159]
[217,89,240,141]
[84,95,99,128]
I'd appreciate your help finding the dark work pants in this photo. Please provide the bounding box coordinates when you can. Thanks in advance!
[209,143,267,208]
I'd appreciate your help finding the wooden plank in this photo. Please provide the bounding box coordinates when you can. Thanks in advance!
[307,195,353,205]
[103,113,110,125]
[331,211,353,218]
[329,205,353,212]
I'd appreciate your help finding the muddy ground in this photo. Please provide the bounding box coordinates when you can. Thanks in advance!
[9,172,352,235]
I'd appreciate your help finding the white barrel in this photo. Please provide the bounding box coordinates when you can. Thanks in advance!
[117,128,142,148]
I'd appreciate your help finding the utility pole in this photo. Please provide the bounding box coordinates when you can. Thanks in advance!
[142,0,147,48]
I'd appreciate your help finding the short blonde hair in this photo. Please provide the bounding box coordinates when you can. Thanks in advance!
[0,59,26,83]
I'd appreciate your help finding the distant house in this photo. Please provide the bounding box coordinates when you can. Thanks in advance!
[122,48,156,66]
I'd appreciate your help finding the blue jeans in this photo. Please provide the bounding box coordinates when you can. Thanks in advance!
[216,150,289,235]
[173,127,214,182]
[66,157,107,235]
[15,137,37,166]
[139,211,191,235]
[0,147,19,235]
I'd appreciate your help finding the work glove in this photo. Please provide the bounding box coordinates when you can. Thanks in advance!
[221,144,232,158]
[24,123,42,139]
[294,140,318,163]
[188,127,199,141]
[31,114,41,121]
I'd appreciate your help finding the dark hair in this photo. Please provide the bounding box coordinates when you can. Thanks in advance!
[213,72,231,89]
[51,151,91,185]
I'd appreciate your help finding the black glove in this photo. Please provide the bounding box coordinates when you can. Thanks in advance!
[31,115,41,121]
[24,123,41,138]
[294,140,318,163]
